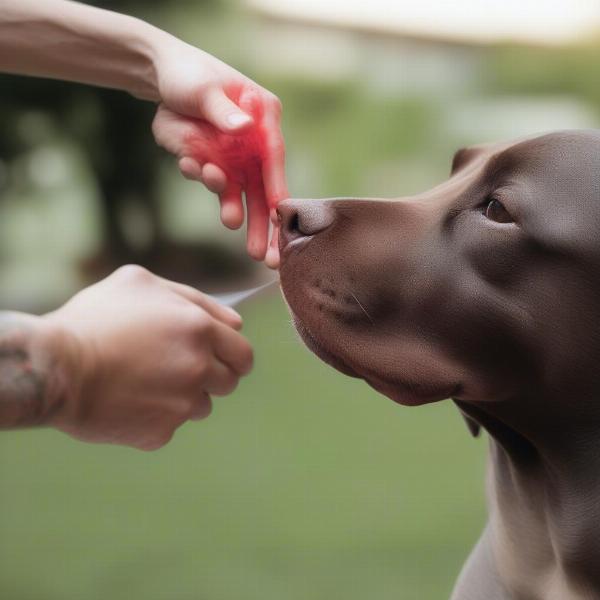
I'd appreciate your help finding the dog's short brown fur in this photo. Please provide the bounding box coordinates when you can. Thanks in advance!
[278,131,600,600]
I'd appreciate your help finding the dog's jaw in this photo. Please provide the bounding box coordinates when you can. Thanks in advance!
[289,314,362,380]
[284,296,464,407]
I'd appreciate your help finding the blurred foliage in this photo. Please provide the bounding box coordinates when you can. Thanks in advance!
[265,77,435,195]
[280,80,432,159]
[0,0,250,290]
[486,41,600,113]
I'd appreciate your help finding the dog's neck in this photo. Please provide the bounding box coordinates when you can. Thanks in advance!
[455,396,600,598]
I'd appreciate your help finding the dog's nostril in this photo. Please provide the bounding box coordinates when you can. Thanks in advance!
[278,200,336,247]
[288,211,301,235]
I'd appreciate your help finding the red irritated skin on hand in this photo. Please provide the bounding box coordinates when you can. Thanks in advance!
[183,85,289,267]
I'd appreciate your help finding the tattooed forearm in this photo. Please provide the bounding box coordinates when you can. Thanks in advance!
[0,312,51,428]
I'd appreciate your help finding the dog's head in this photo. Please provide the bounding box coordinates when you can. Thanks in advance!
[278,131,600,409]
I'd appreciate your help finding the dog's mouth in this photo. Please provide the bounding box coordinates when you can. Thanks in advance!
[304,278,380,327]
[279,243,466,407]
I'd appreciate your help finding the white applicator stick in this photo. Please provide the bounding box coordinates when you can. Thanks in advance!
[209,280,278,308]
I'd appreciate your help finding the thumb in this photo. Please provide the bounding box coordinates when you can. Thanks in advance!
[200,87,253,133]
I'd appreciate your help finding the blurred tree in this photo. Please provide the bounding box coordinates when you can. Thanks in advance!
[0,0,250,285]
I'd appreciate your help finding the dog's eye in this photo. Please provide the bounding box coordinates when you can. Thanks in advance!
[485,198,513,224]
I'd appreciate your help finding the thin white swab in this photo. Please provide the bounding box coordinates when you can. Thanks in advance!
[209,279,279,308]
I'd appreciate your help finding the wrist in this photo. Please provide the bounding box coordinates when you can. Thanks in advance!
[36,313,87,431]
[121,16,170,102]
[130,16,207,104]
[147,32,204,106]
[0,312,79,428]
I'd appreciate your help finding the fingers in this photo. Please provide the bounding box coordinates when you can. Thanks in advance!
[238,89,286,263]
[159,277,243,330]
[159,278,253,374]
[218,180,244,229]
[260,97,289,208]
[201,163,227,194]
[189,392,213,420]
[178,159,228,196]
[210,318,254,376]
[202,358,240,396]
[201,86,253,133]
[245,172,269,261]
[265,211,280,269]
[158,90,288,266]
[154,104,230,196]
[153,103,197,157]
[178,156,204,182]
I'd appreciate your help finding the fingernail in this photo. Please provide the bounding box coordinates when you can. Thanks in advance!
[227,112,252,127]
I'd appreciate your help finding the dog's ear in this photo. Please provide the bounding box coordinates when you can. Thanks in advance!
[450,143,490,175]
[460,411,481,437]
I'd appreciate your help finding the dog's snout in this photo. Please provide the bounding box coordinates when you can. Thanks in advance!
[278,199,336,247]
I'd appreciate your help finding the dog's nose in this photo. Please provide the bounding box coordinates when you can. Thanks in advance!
[277,199,336,247]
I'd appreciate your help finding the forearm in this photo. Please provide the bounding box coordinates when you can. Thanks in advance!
[0,311,75,429]
[0,0,174,100]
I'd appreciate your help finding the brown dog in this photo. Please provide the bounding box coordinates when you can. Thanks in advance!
[278,131,600,600]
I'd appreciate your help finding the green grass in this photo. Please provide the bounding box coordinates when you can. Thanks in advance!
[0,294,487,600]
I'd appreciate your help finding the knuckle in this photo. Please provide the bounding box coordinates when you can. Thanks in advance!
[114,264,152,283]
[192,311,214,335]
[188,358,210,383]
[182,308,213,336]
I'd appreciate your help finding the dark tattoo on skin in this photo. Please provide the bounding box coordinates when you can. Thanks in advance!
[0,314,47,428]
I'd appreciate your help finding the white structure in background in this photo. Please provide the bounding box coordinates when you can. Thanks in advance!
[246,0,600,134]
[247,5,484,98]
[446,97,599,143]
[248,0,600,46]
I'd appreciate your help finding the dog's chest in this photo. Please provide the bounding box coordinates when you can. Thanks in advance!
[488,470,596,600]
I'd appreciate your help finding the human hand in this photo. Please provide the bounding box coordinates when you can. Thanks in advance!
[151,43,288,267]
[43,265,253,451]
[0,2,287,265]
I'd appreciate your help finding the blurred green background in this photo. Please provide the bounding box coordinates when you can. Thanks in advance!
[1,1,600,599]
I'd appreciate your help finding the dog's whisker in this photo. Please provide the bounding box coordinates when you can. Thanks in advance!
[349,291,374,324]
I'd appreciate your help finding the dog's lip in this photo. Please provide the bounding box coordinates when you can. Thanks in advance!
[309,291,375,323]
[280,235,314,259]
